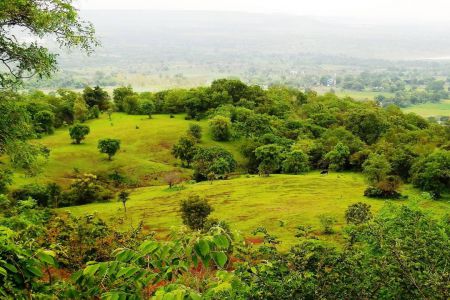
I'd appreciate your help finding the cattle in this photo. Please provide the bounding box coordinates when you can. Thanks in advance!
[320,169,329,175]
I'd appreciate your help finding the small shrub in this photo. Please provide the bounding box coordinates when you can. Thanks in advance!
[188,123,202,141]
[180,195,213,230]
[318,214,337,234]
[364,186,402,199]
[345,202,373,225]
[209,116,232,141]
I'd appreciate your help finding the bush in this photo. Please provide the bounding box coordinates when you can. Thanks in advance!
[69,124,90,144]
[364,186,402,199]
[188,123,202,141]
[318,214,337,234]
[12,183,50,207]
[209,116,232,141]
[180,195,213,230]
[282,150,310,174]
[0,169,13,194]
[63,174,113,206]
[345,202,373,225]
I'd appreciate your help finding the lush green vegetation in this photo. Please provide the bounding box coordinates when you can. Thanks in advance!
[1,2,450,298]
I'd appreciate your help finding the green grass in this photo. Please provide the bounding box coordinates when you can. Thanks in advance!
[11,113,244,187]
[403,100,450,117]
[59,173,450,249]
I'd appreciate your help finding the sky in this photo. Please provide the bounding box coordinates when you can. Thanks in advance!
[76,0,450,24]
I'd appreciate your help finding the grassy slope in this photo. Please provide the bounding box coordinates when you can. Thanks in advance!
[12,112,450,248]
[60,173,450,249]
[12,113,244,187]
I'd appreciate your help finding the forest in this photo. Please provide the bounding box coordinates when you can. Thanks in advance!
[1,1,450,299]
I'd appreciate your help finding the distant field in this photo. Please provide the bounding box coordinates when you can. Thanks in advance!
[60,173,450,249]
[403,100,450,117]
[11,113,244,187]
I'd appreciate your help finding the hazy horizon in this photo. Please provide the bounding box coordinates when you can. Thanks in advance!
[75,0,450,26]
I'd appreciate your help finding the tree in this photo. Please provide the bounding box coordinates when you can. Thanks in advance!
[282,150,310,174]
[0,0,97,89]
[345,109,387,144]
[362,153,391,184]
[34,110,55,134]
[122,95,141,115]
[83,86,110,110]
[113,86,135,112]
[255,144,285,176]
[164,172,182,188]
[73,97,89,122]
[172,136,197,167]
[180,195,213,230]
[193,146,237,181]
[69,124,90,144]
[324,142,350,171]
[188,123,202,141]
[411,150,450,198]
[345,202,372,225]
[141,100,155,119]
[98,138,121,160]
[118,191,130,215]
[209,116,232,141]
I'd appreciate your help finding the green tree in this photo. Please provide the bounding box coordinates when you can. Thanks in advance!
[362,153,391,184]
[118,190,130,215]
[83,86,110,110]
[193,146,237,181]
[172,136,197,167]
[411,150,450,198]
[318,214,337,234]
[113,86,135,112]
[282,150,310,174]
[209,116,232,141]
[255,144,285,176]
[34,110,55,134]
[140,100,155,119]
[69,124,90,144]
[73,97,89,122]
[324,142,350,171]
[180,195,213,230]
[0,0,97,89]
[188,123,202,141]
[345,202,372,225]
[98,138,121,160]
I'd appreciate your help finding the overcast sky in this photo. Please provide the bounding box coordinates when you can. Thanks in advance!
[76,0,450,24]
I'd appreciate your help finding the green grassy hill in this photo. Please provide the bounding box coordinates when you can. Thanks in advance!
[11,112,450,248]
[12,113,244,187]
[60,173,449,248]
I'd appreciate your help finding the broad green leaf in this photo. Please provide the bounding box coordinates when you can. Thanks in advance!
[213,252,228,268]
[197,239,210,256]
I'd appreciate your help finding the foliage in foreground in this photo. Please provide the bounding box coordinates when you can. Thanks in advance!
[0,196,449,299]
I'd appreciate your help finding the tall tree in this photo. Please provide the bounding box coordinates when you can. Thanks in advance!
[0,0,98,89]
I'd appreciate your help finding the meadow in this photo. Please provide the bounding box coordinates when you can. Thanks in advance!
[403,99,450,117]
[12,113,244,187]
[19,113,448,248]
[60,172,449,248]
